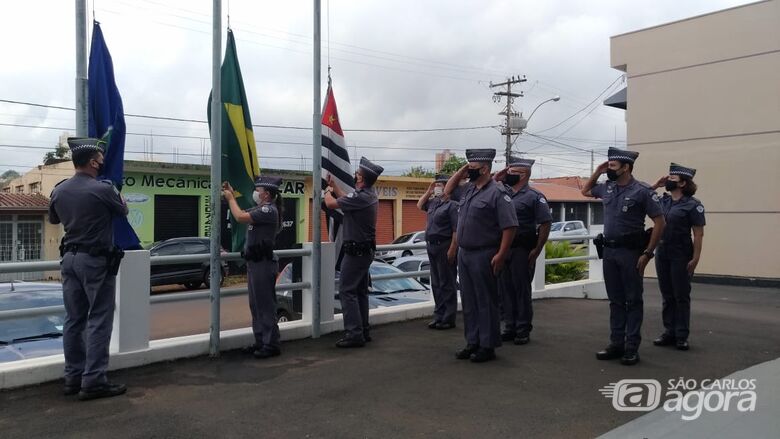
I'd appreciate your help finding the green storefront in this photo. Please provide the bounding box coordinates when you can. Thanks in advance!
[121,161,308,249]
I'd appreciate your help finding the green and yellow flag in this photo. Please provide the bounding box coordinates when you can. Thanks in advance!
[208,29,260,252]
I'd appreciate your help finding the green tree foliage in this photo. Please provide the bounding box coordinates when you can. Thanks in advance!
[403,165,435,178]
[545,241,587,284]
[439,155,467,175]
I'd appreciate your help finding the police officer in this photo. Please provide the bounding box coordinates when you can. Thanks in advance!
[443,149,518,363]
[582,147,665,366]
[223,176,283,359]
[324,157,384,348]
[493,157,552,345]
[417,174,459,330]
[48,137,128,400]
[650,163,705,351]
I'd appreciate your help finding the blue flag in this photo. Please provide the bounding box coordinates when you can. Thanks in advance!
[88,21,141,250]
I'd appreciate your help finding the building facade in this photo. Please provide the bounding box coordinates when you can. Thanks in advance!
[609,0,780,281]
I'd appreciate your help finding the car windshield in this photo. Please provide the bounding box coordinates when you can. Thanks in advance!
[550,223,563,231]
[369,264,426,294]
[0,316,64,344]
[391,233,414,244]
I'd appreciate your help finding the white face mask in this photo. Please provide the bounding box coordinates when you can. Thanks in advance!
[433,187,443,197]
[252,190,263,205]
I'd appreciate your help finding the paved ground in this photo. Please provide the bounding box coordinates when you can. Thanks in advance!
[1,282,778,439]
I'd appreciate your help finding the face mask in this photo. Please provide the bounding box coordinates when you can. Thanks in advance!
[665,181,679,191]
[467,167,482,181]
[503,174,520,186]
[606,169,621,181]
[433,187,443,197]
[252,190,263,205]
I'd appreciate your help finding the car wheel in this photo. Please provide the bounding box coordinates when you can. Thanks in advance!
[184,281,202,290]
[277,310,292,323]
[402,250,412,257]
[204,269,225,288]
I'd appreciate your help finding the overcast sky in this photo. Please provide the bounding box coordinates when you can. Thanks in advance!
[0,0,752,178]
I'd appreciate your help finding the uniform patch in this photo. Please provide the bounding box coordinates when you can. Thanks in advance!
[539,197,547,204]
[622,205,629,212]
[652,193,660,202]
[261,205,270,213]
[348,192,356,198]
[696,205,704,213]
[504,195,512,202]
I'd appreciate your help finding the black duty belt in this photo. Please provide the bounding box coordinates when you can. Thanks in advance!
[459,245,499,251]
[60,244,125,275]
[426,237,451,246]
[602,232,645,250]
[343,240,375,256]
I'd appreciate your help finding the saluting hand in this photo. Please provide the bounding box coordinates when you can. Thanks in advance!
[595,161,610,175]
[493,167,508,182]
[653,175,668,190]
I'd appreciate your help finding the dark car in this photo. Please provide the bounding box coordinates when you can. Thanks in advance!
[149,237,228,290]
[0,281,65,363]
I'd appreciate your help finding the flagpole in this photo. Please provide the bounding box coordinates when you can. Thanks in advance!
[311,0,323,338]
[209,0,222,357]
[75,0,88,136]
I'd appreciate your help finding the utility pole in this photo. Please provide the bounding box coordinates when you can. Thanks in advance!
[490,75,526,161]
[75,0,88,137]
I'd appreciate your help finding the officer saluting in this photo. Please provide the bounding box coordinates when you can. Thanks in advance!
[417,174,459,330]
[493,157,552,345]
[324,157,384,348]
[223,176,284,359]
[582,147,665,366]
[650,163,705,351]
[444,149,518,363]
[48,137,129,400]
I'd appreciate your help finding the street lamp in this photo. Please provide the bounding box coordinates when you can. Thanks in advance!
[512,96,561,132]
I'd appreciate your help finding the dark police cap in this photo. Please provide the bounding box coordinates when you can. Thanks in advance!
[359,156,384,178]
[67,137,106,153]
[607,147,639,164]
[507,155,535,168]
[254,176,282,191]
[434,174,450,183]
[669,162,696,178]
[465,149,496,163]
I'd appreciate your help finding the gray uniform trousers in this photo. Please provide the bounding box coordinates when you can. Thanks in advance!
[339,251,373,341]
[602,247,644,350]
[500,246,534,336]
[426,240,458,324]
[247,259,280,349]
[655,244,693,341]
[61,252,116,389]
[457,247,502,349]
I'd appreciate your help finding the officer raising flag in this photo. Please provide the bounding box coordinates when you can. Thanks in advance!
[582,147,665,366]
[49,136,129,401]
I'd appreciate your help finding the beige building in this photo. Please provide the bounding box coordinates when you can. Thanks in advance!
[609,0,780,281]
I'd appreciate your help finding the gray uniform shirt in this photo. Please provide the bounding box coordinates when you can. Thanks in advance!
[338,187,378,242]
[591,178,662,239]
[246,202,280,250]
[659,194,705,244]
[49,173,128,248]
[456,180,518,249]
[423,196,459,240]
[511,184,553,235]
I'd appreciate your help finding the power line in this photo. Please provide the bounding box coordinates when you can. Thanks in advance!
[532,75,624,134]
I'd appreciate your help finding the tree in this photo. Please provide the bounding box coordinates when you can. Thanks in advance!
[43,144,70,165]
[439,155,467,175]
[0,170,20,189]
[402,165,435,178]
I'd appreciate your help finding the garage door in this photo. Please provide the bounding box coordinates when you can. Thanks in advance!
[402,200,426,235]
[154,195,199,242]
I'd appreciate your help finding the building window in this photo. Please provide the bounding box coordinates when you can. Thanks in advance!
[590,203,604,225]
[565,203,589,224]
[0,214,44,281]
[1,187,9,193]
[15,185,24,194]
[548,202,563,222]
[29,182,41,193]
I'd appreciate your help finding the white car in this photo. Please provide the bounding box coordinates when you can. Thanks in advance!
[374,231,427,263]
[392,255,431,286]
[549,220,588,244]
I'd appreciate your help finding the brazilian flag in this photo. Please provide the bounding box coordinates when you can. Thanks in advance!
[208,29,260,252]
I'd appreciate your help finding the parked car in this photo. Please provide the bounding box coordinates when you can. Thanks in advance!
[275,263,303,323]
[374,231,427,263]
[0,281,65,363]
[549,221,588,244]
[392,255,431,286]
[149,237,228,290]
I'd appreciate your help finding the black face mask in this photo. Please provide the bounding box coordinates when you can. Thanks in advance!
[467,168,482,181]
[503,174,520,186]
[606,169,621,181]
[665,181,679,191]
[95,161,105,176]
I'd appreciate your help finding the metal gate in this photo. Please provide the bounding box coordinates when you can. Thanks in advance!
[0,214,44,281]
